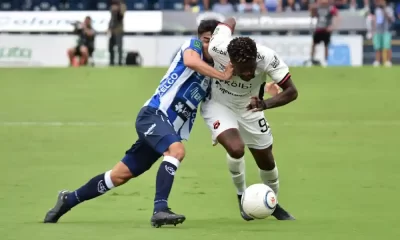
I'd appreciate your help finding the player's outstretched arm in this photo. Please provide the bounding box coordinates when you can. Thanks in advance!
[220,17,236,32]
[247,77,298,112]
[183,49,233,81]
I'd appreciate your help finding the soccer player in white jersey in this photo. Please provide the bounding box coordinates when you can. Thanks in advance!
[201,18,298,221]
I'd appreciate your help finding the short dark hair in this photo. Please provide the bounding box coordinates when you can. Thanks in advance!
[227,37,257,63]
[197,20,221,35]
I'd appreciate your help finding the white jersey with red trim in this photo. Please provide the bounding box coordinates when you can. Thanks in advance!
[208,24,291,109]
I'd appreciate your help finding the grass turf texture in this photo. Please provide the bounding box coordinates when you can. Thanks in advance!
[0,67,399,240]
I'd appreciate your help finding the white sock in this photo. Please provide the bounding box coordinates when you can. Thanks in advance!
[104,170,115,189]
[259,166,279,195]
[226,154,246,195]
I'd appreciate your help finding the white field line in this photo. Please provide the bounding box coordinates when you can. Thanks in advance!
[0,120,399,127]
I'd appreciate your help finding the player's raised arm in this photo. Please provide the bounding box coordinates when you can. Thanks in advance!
[183,38,232,81]
[247,50,298,111]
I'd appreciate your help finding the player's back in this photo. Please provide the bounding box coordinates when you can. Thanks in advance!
[145,37,211,140]
[209,25,283,108]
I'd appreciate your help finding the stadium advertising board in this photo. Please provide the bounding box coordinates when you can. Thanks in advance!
[0,11,162,32]
[0,35,362,67]
[0,11,366,33]
[162,11,367,32]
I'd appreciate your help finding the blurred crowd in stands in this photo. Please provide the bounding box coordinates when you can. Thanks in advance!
[0,0,398,11]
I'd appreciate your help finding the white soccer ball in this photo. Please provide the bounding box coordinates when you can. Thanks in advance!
[241,184,277,219]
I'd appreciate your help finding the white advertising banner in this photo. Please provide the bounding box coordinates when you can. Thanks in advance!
[0,11,162,32]
[0,35,362,67]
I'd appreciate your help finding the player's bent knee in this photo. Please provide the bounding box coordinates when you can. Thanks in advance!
[226,142,245,159]
[67,48,74,56]
[164,142,185,161]
[80,46,88,55]
[110,162,134,186]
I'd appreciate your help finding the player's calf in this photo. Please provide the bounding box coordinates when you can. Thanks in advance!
[248,146,295,220]
[152,142,186,225]
[44,162,133,223]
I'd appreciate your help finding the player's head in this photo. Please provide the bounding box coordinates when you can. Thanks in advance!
[84,16,92,27]
[197,19,220,61]
[227,37,257,81]
[318,0,329,5]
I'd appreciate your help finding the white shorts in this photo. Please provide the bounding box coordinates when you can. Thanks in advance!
[200,100,273,149]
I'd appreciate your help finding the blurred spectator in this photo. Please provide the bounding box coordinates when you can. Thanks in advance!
[264,0,281,12]
[349,0,370,10]
[67,16,96,67]
[334,0,349,9]
[283,0,302,11]
[212,0,235,13]
[396,2,400,18]
[108,0,126,66]
[185,0,210,12]
[370,0,395,67]
[237,0,266,13]
[299,0,310,10]
[310,0,339,66]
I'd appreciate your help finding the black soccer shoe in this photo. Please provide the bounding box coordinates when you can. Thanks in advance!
[44,190,72,223]
[237,194,254,221]
[271,204,295,220]
[150,208,186,228]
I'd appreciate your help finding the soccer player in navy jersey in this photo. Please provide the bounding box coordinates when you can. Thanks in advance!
[44,20,233,228]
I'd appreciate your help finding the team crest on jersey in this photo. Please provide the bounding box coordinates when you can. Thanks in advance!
[193,40,202,50]
[270,56,280,68]
[213,120,220,129]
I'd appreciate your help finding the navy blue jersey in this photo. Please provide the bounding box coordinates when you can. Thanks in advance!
[144,38,211,140]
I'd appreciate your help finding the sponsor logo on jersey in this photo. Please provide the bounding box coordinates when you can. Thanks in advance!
[270,55,280,68]
[219,80,252,89]
[174,101,192,120]
[257,52,265,60]
[212,46,227,56]
[214,80,251,96]
[158,72,179,96]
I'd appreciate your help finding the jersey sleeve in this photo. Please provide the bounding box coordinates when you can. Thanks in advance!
[330,6,339,16]
[209,24,232,65]
[262,47,291,86]
[181,38,203,55]
[210,24,233,44]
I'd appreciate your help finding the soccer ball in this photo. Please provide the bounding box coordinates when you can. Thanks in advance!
[241,184,277,219]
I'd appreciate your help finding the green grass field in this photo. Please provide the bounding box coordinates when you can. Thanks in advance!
[1,67,399,240]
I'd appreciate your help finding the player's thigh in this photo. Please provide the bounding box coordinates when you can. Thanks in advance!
[323,32,331,47]
[382,32,392,50]
[121,138,162,177]
[373,34,383,51]
[201,100,240,143]
[201,100,245,157]
[135,106,184,159]
[248,145,276,170]
[238,111,273,150]
[312,32,322,44]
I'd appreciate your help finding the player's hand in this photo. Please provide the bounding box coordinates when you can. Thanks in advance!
[327,26,333,32]
[265,82,280,97]
[221,62,234,81]
[246,96,266,112]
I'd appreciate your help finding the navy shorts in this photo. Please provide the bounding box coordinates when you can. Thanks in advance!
[121,106,181,176]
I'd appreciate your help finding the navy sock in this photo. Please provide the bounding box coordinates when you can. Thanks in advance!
[154,159,179,212]
[65,172,110,208]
